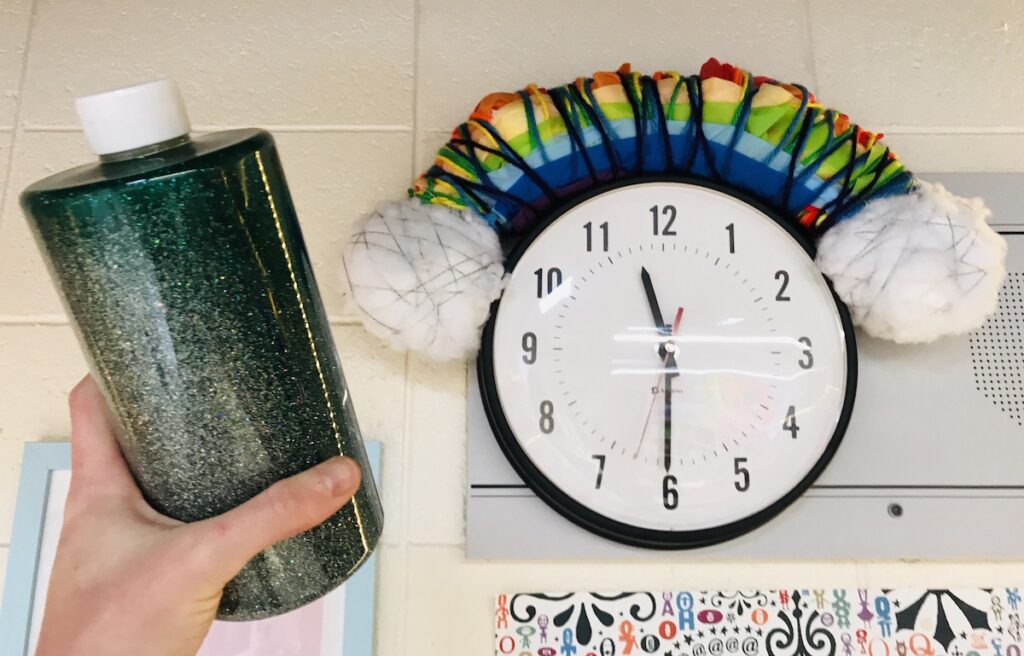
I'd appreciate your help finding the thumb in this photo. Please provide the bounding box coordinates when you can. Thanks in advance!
[186,456,362,585]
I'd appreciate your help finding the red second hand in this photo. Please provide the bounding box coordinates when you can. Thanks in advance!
[635,306,685,458]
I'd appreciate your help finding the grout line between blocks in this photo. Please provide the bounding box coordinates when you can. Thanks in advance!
[874,126,1024,136]
[0,0,38,234]
[398,348,414,655]
[0,314,67,326]
[410,0,422,181]
[21,124,414,134]
[393,1,421,646]
[802,0,821,91]
[0,315,366,326]
[17,125,1024,139]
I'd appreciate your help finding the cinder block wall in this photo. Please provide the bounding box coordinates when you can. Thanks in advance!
[0,1,1020,653]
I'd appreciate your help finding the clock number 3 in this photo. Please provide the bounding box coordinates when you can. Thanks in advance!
[798,336,813,369]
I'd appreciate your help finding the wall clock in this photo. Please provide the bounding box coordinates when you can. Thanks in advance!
[344,60,1006,550]
[478,179,856,548]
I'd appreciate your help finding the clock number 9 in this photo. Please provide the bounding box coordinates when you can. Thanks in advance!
[650,205,677,236]
[584,221,609,252]
[539,400,555,434]
[734,457,751,492]
[662,474,679,509]
[521,332,537,364]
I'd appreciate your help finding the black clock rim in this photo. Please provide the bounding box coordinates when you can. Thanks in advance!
[477,174,858,550]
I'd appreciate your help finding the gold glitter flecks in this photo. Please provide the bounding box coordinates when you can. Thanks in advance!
[254,150,371,558]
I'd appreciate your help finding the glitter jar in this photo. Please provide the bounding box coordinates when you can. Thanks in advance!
[20,80,383,620]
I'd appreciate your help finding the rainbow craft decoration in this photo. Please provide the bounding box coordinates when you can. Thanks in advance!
[344,58,1006,361]
[413,60,910,237]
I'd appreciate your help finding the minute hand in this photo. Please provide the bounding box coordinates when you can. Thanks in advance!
[640,267,680,473]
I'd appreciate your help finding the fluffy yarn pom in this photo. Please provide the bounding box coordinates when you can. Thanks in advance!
[816,181,1007,343]
[343,199,506,360]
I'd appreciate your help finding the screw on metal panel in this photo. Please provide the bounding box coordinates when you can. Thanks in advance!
[887,503,903,518]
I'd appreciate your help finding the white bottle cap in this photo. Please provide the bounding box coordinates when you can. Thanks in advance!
[75,79,191,156]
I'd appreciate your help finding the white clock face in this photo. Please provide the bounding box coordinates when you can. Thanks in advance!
[482,181,853,545]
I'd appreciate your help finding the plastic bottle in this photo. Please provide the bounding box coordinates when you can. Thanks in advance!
[20,79,383,620]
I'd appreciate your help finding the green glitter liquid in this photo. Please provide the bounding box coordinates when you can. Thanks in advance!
[21,129,383,620]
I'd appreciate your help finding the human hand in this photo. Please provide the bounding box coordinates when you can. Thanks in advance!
[35,375,362,656]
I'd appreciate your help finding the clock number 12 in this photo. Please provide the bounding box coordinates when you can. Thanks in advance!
[650,205,677,236]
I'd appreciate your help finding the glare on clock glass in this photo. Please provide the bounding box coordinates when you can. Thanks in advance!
[487,182,850,535]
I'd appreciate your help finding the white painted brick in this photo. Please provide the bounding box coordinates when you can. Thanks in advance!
[330,325,406,545]
[373,545,407,656]
[0,325,84,542]
[21,0,414,127]
[885,133,1024,173]
[274,132,413,320]
[418,0,814,131]
[414,129,450,178]
[0,0,31,127]
[0,130,413,319]
[0,130,12,202]
[0,131,90,317]
[810,0,1024,128]
[405,355,468,545]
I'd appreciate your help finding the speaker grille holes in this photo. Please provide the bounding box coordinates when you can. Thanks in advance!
[969,272,1024,427]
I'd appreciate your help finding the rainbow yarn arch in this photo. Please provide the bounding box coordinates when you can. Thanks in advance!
[413,60,910,237]
[345,58,1005,361]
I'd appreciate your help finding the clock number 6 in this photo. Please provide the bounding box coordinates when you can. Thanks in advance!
[650,204,677,236]
[539,400,555,434]
[662,474,679,509]
[734,457,751,492]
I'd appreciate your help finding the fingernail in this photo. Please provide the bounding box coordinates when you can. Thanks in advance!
[322,457,360,496]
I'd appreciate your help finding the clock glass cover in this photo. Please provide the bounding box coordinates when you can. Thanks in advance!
[479,180,855,547]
